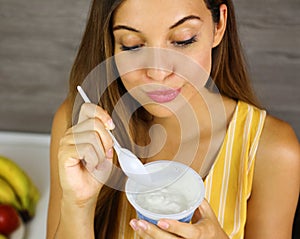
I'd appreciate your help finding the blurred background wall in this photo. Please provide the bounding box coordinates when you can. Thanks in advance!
[0,0,299,237]
[0,0,299,137]
[0,0,89,132]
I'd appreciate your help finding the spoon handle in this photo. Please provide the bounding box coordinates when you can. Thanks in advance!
[106,130,121,151]
[77,86,122,152]
[77,86,91,103]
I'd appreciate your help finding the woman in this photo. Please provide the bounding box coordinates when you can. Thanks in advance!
[47,0,300,238]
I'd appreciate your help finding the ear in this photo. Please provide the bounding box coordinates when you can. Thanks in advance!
[212,4,227,48]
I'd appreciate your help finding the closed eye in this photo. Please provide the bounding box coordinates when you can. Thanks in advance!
[172,35,197,47]
[120,44,144,51]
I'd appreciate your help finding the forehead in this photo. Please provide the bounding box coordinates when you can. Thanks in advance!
[113,0,211,27]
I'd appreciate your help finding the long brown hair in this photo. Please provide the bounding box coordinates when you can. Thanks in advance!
[204,0,260,106]
[67,0,260,238]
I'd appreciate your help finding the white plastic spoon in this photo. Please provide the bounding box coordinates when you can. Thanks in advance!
[77,86,152,185]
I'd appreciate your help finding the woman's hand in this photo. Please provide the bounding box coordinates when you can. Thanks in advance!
[57,103,115,207]
[130,199,229,239]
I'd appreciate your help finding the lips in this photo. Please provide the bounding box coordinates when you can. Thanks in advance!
[146,88,181,103]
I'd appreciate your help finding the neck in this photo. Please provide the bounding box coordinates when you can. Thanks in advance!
[146,92,235,175]
[151,91,212,142]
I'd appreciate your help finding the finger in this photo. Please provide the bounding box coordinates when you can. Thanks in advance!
[77,103,115,130]
[156,200,225,239]
[197,199,218,221]
[66,117,106,135]
[58,144,99,178]
[64,118,114,158]
[61,130,111,160]
[59,143,113,184]
[91,157,113,183]
[130,219,180,239]
[58,144,105,192]
[157,219,201,238]
[58,144,82,168]
[191,207,202,223]
[68,143,100,171]
[194,200,228,238]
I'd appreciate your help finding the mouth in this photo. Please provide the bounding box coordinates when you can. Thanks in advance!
[146,88,182,103]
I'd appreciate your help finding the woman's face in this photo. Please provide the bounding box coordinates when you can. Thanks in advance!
[112,0,226,118]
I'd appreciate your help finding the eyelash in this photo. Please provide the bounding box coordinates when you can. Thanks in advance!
[120,44,144,51]
[172,35,198,47]
[120,35,198,51]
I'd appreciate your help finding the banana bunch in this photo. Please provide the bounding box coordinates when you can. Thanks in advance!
[0,155,40,222]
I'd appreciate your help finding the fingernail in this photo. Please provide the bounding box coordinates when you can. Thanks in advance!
[106,119,115,130]
[106,148,114,158]
[130,220,138,231]
[158,220,169,229]
[137,220,148,231]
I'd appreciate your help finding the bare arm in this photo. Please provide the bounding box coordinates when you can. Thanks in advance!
[47,99,69,238]
[47,100,97,238]
[46,99,115,238]
[245,115,300,238]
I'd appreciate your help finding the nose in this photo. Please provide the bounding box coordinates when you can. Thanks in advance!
[145,48,173,81]
[146,68,172,81]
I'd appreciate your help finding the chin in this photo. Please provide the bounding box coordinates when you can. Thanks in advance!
[143,103,181,119]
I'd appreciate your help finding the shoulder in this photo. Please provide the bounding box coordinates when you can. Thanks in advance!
[255,114,300,197]
[245,114,299,237]
[255,114,300,184]
[256,114,299,168]
[50,98,74,150]
[51,98,73,135]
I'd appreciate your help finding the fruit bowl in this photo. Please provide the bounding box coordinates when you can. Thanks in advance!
[0,132,50,239]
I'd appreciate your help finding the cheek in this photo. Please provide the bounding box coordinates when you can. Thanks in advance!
[119,73,134,91]
[191,29,215,74]
[119,70,144,92]
[191,47,212,75]
[179,49,212,100]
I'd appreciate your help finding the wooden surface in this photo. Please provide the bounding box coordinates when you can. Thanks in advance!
[0,0,299,138]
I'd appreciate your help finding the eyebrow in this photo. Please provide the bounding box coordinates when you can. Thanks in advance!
[169,15,202,29]
[113,25,141,33]
[113,15,202,33]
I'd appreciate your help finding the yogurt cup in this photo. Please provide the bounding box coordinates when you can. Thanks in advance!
[125,160,205,224]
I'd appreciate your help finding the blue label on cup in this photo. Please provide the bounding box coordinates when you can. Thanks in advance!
[137,211,193,224]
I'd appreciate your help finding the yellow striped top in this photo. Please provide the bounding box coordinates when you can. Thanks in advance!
[116,101,266,239]
[204,101,266,238]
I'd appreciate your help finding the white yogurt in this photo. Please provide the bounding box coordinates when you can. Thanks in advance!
[125,160,205,222]
[136,187,188,214]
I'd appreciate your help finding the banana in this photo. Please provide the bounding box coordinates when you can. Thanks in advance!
[0,178,22,210]
[0,155,31,209]
[25,181,40,218]
[0,234,8,239]
[0,155,40,219]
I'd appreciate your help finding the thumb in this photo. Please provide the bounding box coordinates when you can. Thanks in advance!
[191,207,202,223]
[192,199,217,223]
